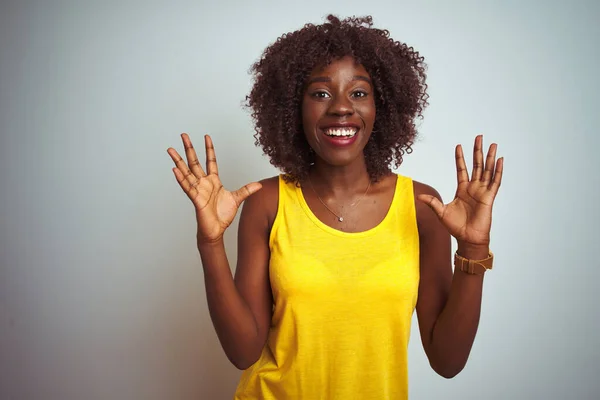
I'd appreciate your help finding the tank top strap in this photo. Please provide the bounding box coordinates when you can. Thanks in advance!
[268,175,299,248]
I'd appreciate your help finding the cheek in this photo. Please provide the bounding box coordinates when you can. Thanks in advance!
[301,104,317,144]
[368,101,376,125]
[301,103,326,133]
[301,99,316,125]
[359,102,376,127]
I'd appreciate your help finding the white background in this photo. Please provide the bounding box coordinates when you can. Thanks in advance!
[1,0,599,399]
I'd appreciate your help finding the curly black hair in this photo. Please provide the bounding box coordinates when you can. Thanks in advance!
[246,14,428,182]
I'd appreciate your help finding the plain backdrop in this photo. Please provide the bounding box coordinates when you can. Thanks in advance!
[1,0,599,399]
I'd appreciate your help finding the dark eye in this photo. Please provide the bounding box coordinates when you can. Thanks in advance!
[312,91,330,99]
[352,90,368,98]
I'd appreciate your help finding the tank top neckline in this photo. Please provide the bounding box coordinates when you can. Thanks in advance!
[294,174,401,238]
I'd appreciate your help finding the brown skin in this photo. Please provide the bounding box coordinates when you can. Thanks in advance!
[166,58,503,375]
[303,58,375,170]
[415,137,503,378]
[247,15,428,183]
[300,57,379,229]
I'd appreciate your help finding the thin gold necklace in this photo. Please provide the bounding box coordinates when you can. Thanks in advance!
[307,177,372,222]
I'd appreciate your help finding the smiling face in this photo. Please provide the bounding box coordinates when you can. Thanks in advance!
[301,56,376,168]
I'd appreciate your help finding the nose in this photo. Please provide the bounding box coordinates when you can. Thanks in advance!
[327,94,354,116]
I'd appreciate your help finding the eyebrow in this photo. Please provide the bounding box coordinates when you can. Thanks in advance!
[307,75,372,85]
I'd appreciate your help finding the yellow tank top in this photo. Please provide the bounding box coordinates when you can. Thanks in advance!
[234,174,420,399]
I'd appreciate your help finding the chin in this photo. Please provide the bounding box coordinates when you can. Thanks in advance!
[315,151,366,168]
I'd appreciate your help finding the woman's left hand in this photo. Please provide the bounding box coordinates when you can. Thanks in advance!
[417,135,504,247]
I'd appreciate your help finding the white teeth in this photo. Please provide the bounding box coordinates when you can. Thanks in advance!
[324,128,358,137]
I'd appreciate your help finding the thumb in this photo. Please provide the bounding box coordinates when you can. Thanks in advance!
[416,194,445,219]
[232,182,263,205]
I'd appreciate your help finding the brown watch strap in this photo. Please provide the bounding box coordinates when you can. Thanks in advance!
[454,251,494,275]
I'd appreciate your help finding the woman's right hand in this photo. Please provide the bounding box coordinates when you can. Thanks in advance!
[167,133,262,245]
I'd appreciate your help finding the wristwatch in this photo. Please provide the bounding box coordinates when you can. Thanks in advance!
[454,251,494,275]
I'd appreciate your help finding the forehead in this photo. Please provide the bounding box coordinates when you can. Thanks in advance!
[308,56,370,79]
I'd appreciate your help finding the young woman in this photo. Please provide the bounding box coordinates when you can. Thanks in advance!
[167,15,503,400]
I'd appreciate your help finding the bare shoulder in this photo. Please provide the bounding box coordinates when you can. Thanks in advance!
[412,179,442,199]
[257,175,280,196]
[240,175,280,230]
[412,180,443,232]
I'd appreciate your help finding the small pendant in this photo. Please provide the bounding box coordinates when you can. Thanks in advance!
[338,217,344,222]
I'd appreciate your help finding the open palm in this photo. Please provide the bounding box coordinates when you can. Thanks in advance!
[417,135,504,246]
[167,134,262,244]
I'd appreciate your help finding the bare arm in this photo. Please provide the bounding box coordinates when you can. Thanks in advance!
[202,177,276,370]
[167,134,275,370]
[415,135,503,378]
[414,182,485,378]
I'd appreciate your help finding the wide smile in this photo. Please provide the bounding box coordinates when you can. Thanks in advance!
[323,127,358,138]
[320,125,361,147]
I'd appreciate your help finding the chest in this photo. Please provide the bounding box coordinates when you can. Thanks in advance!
[300,181,397,233]
[269,231,420,306]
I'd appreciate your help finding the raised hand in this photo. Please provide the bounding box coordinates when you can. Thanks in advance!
[167,134,262,245]
[417,135,504,247]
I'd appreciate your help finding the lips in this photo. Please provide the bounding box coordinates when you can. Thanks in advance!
[319,123,361,147]
[321,123,360,132]
[323,127,358,137]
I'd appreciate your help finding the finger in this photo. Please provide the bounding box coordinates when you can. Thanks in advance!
[489,157,504,194]
[482,143,497,183]
[471,135,484,181]
[205,135,219,176]
[416,194,445,220]
[167,147,200,188]
[455,144,469,185]
[231,182,263,206]
[172,167,200,198]
[182,133,206,178]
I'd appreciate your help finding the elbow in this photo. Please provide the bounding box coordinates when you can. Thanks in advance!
[220,332,266,370]
[435,366,463,379]
[227,350,261,371]
[232,360,253,371]
[430,358,467,379]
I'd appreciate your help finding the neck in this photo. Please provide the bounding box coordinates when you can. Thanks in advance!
[308,157,371,199]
